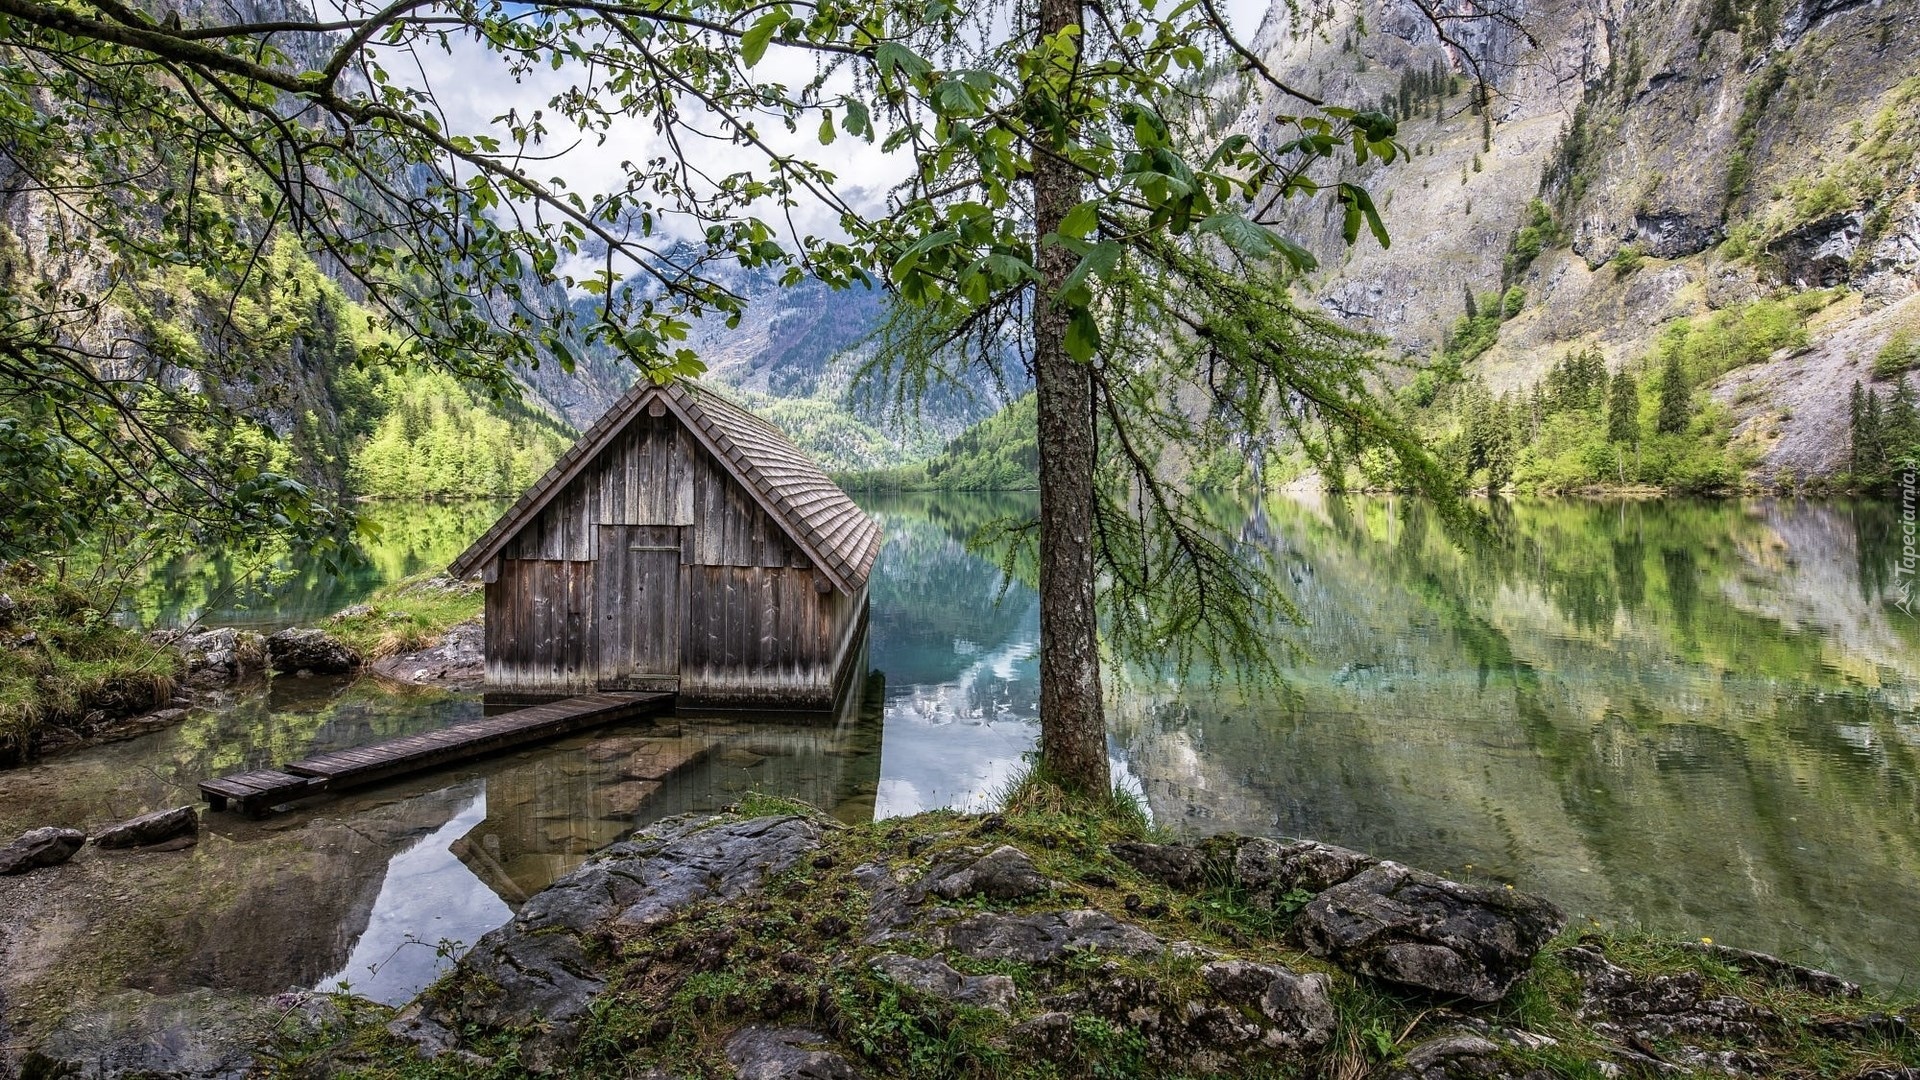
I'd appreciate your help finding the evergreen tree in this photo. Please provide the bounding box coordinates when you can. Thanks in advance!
[1887,378,1920,463]
[1464,285,1479,321]
[1608,369,1640,444]
[1656,352,1690,435]
[1850,381,1870,478]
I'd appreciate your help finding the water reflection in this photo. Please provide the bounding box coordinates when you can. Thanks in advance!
[119,500,507,631]
[314,788,510,1004]
[5,491,1920,1046]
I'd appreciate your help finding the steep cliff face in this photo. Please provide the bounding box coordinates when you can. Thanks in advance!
[1239,0,1920,480]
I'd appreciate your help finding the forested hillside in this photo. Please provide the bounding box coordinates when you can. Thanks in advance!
[843,395,1039,491]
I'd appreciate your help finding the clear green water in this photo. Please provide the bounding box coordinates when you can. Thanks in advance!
[2,491,1916,1034]
[117,500,509,630]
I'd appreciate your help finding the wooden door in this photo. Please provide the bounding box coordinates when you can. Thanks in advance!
[596,525,682,690]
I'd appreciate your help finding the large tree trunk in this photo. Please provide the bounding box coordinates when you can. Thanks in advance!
[1030,0,1109,796]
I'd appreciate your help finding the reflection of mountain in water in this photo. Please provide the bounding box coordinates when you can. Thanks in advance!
[1114,495,1920,987]
[855,493,1046,816]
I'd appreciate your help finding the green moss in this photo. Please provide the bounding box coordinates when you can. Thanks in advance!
[262,794,1920,1080]
[0,567,179,762]
[322,572,482,659]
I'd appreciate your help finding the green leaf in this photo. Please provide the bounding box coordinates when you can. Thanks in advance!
[875,42,932,80]
[844,98,871,139]
[1195,213,1317,270]
[1064,307,1101,361]
[739,14,781,67]
[1337,184,1391,250]
[1059,200,1100,240]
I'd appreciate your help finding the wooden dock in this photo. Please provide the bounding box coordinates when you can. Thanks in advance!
[200,691,672,815]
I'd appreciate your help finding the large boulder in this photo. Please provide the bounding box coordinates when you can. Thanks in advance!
[1108,841,1208,891]
[93,806,199,850]
[1232,837,1378,903]
[1294,863,1565,1003]
[151,628,268,688]
[408,815,823,1063]
[871,953,1017,1014]
[924,845,1052,902]
[265,628,359,676]
[0,826,86,874]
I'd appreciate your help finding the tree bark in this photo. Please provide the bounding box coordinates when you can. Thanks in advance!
[1030,0,1109,796]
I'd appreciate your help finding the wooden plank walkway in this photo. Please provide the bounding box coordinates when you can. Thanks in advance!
[200,691,672,815]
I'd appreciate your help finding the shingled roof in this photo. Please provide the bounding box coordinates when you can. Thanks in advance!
[448,379,881,594]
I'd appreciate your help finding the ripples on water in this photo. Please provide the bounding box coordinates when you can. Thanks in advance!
[2,492,1916,1029]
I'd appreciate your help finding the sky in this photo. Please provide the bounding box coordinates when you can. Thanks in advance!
[348,0,1279,285]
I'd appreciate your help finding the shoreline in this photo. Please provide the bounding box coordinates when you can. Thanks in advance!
[10,797,1914,1080]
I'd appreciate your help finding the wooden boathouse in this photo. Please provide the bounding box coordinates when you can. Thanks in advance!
[448,379,880,709]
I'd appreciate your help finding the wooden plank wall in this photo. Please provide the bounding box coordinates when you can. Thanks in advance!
[681,566,827,706]
[486,559,596,694]
[487,408,866,703]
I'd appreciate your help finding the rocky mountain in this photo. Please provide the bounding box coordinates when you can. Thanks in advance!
[1235,0,1920,481]
[552,268,1025,472]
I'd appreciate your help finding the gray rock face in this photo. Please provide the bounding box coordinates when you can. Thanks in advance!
[1233,837,1378,903]
[1769,211,1865,288]
[940,909,1163,964]
[370,619,484,688]
[93,806,198,850]
[1631,209,1721,260]
[1199,961,1337,1049]
[1371,1032,1524,1080]
[151,628,268,688]
[1678,941,1860,999]
[924,845,1052,902]
[412,815,822,1061]
[871,953,1017,1014]
[0,825,85,874]
[265,627,360,676]
[1109,841,1207,891]
[723,1026,860,1080]
[608,813,824,927]
[1560,944,1777,1044]
[1294,863,1565,1002]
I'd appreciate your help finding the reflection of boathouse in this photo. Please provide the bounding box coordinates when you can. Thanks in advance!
[450,380,880,709]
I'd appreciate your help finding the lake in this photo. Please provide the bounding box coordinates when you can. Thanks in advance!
[2,491,1916,1039]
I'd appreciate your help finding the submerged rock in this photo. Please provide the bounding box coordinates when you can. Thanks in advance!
[0,825,85,874]
[22,988,285,1080]
[265,627,360,676]
[1294,863,1565,1002]
[93,806,198,850]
